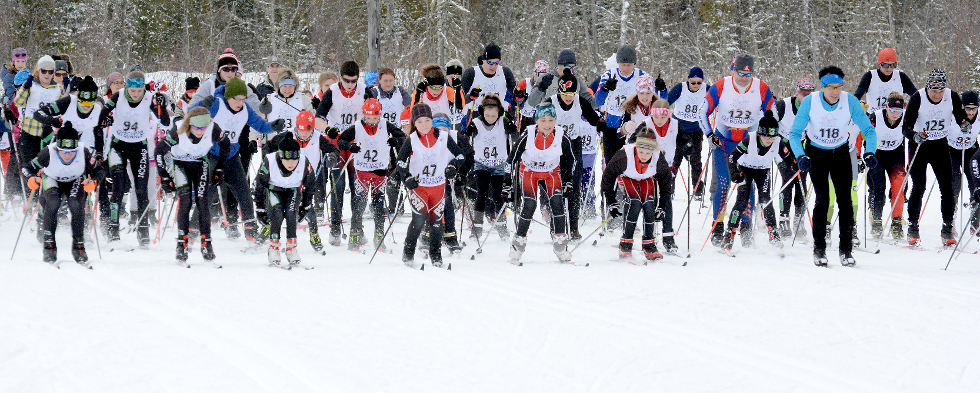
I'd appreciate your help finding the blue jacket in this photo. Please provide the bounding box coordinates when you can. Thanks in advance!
[789,91,876,157]
[191,85,274,159]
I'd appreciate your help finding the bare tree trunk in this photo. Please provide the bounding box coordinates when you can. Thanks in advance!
[620,0,629,46]
[368,0,380,71]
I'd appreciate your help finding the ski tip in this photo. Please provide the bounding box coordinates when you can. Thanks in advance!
[470,255,476,260]
[584,263,590,267]
[682,261,688,266]
[592,240,598,246]
[420,264,425,271]
[448,263,452,270]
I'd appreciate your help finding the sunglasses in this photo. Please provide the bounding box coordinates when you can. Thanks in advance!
[40,69,55,75]
[79,100,95,107]
[559,92,575,96]
[736,71,752,77]
[965,106,979,111]
[219,66,239,73]
[57,148,78,154]
[428,85,444,90]
[342,77,357,84]
[191,125,208,132]
[55,72,67,77]
[886,107,904,113]
[880,63,897,69]
[485,60,501,66]
[689,81,703,85]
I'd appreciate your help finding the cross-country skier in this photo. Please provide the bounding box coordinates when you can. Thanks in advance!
[600,129,666,262]
[867,93,909,240]
[949,91,979,216]
[667,66,709,200]
[367,68,412,130]
[32,76,105,158]
[789,66,878,266]
[14,55,65,187]
[155,106,231,263]
[253,137,316,269]
[853,48,917,113]
[26,123,103,266]
[773,78,815,238]
[459,94,517,241]
[506,102,576,264]
[258,68,315,154]
[461,43,516,111]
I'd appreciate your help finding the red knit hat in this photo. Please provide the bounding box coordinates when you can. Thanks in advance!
[877,48,898,64]
[216,48,239,71]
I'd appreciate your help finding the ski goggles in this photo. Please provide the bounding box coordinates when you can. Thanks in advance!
[78,100,95,108]
[278,149,302,160]
[79,90,99,103]
[736,71,752,77]
[757,126,779,137]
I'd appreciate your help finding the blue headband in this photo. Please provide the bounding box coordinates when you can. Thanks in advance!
[278,78,296,88]
[432,116,451,129]
[535,103,557,120]
[820,74,843,87]
[126,77,145,88]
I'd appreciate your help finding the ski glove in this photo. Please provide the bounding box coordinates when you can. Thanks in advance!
[200,96,216,110]
[23,74,33,90]
[653,208,666,220]
[387,137,399,147]
[538,74,555,92]
[796,155,812,173]
[912,131,927,144]
[154,93,167,108]
[256,208,268,225]
[450,77,461,89]
[270,119,286,132]
[602,77,618,92]
[3,107,15,123]
[863,152,878,170]
[327,127,340,139]
[348,144,361,154]
[160,176,176,193]
[730,167,745,184]
[655,75,667,92]
[404,175,419,190]
[416,82,427,95]
[445,163,458,179]
[212,168,225,184]
[710,134,723,149]
[608,203,623,219]
[258,98,273,115]
[468,88,482,101]
[562,182,574,194]
[501,184,513,202]
[513,88,528,102]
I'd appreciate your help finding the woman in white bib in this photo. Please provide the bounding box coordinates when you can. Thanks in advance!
[459,94,517,243]
[600,130,665,262]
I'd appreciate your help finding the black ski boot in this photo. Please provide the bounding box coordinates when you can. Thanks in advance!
[137,225,150,249]
[444,233,462,254]
[402,244,416,266]
[43,234,57,263]
[570,231,583,242]
[618,240,633,259]
[430,251,444,268]
[201,235,216,261]
[768,228,783,249]
[907,223,920,245]
[108,221,121,242]
[71,240,89,266]
[310,231,324,252]
[839,250,856,267]
[870,219,883,239]
[642,240,663,262]
[850,224,861,247]
[778,215,792,238]
[226,224,241,239]
[348,229,366,251]
[739,221,754,248]
[721,226,736,251]
[328,225,342,246]
[662,235,679,254]
[941,222,957,247]
[176,233,189,262]
[814,248,828,267]
[710,222,725,247]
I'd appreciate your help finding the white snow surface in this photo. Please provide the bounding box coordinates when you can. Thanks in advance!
[3,168,980,392]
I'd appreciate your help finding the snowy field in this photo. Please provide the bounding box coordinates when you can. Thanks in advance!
[3,161,980,392]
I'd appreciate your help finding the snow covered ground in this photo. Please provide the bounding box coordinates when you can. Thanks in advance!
[3,167,979,392]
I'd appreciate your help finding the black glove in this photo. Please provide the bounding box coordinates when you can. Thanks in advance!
[562,182,574,194]
[608,203,623,218]
[602,77,618,92]
[155,93,167,108]
[200,95,216,109]
[212,168,225,184]
[450,77,461,89]
[404,176,419,190]
[710,134,722,148]
[468,87,482,101]
[730,166,745,183]
[863,152,878,170]
[3,106,14,122]
[297,204,310,221]
[797,155,812,173]
[387,137,399,147]
[51,116,64,128]
[258,98,273,115]
[445,163,458,179]
[23,74,33,90]
[21,167,33,178]
[160,175,176,193]
[256,209,268,225]
[103,114,114,127]
[912,131,927,144]
[655,75,667,92]
[327,127,339,139]
[416,82,427,95]
[654,208,666,220]
[348,144,361,154]
[514,88,528,102]
[270,119,286,132]
[538,74,554,92]
[501,183,513,201]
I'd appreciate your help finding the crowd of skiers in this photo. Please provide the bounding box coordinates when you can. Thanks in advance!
[1,44,978,269]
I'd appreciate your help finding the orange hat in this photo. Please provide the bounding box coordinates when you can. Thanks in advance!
[363,98,382,116]
[296,111,315,132]
[398,106,411,127]
[878,48,898,64]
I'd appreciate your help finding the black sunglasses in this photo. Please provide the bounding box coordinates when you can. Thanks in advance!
[40,69,54,75]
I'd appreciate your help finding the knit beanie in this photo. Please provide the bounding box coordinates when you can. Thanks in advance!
[411,103,433,124]
[278,137,301,159]
[36,55,55,71]
[224,77,247,98]
[483,43,502,61]
[926,69,947,90]
[961,91,979,107]
[616,45,637,64]
[688,67,704,79]
[757,110,779,136]
[557,74,578,94]
[557,49,576,66]
[106,72,123,86]
[733,54,754,73]
[877,48,898,65]
[77,76,99,102]
[216,48,239,71]
[185,76,200,92]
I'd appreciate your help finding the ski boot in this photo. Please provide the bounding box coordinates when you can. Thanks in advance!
[419,231,430,259]
[794,213,808,239]
[870,219,883,240]
[778,215,792,238]
[243,223,259,243]
[642,239,663,262]
[553,234,572,263]
[570,231,583,242]
[42,234,57,263]
[839,250,856,267]
[328,226,342,246]
[176,233,189,262]
[890,219,904,241]
[470,224,483,243]
[941,222,957,248]
[444,233,463,254]
[148,209,158,227]
[814,248,828,267]
[402,247,415,266]
[907,223,920,245]
[825,223,833,248]
[430,249,444,268]
[721,226,736,251]
[200,235,215,261]
[137,225,150,249]
[496,222,509,240]
[768,228,783,249]
[268,239,281,266]
[310,231,324,252]
[509,236,527,262]
[127,210,138,229]
[226,224,241,239]
[710,222,725,247]
[348,229,365,251]
[662,235,679,255]
[618,239,633,260]
[284,238,301,268]
[374,231,387,254]
[70,239,88,264]
[739,222,754,248]
[108,221,121,242]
